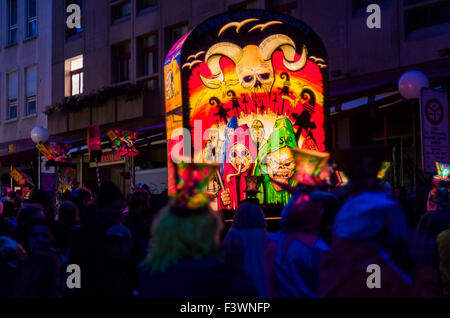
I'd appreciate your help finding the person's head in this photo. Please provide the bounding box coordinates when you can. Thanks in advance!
[280,192,323,234]
[28,189,54,221]
[232,202,266,229]
[6,191,16,202]
[105,224,133,263]
[70,187,92,208]
[2,201,17,218]
[23,220,53,255]
[96,181,126,226]
[17,205,45,229]
[351,156,382,192]
[0,236,26,265]
[333,192,410,249]
[437,229,450,296]
[29,189,52,210]
[142,205,222,272]
[56,201,80,226]
[128,190,150,219]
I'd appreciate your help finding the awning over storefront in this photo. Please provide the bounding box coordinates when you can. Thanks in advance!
[0,138,37,167]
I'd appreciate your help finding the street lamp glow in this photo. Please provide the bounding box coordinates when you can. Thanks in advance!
[31,126,49,144]
[398,70,430,100]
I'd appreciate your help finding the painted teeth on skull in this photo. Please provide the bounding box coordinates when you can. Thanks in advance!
[199,34,308,96]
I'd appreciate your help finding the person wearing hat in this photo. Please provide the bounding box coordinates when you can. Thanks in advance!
[319,192,441,298]
[417,180,450,241]
[138,162,257,298]
[265,191,329,297]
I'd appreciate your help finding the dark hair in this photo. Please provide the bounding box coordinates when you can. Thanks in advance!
[71,187,92,201]
[97,181,124,208]
[29,190,52,209]
[2,200,17,218]
[128,190,150,218]
[232,202,266,229]
[15,206,46,244]
[57,201,79,225]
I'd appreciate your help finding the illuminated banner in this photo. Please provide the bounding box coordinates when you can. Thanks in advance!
[164,10,328,210]
[36,142,71,163]
[106,129,139,157]
[57,167,76,194]
[87,125,102,162]
[9,168,34,187]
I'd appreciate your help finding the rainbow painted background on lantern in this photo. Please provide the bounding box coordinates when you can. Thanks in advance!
[165,10,328,211]
[187,51,325,158]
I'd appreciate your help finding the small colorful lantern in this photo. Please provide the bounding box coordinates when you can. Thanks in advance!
[172,158,219,210]
[107,129,139,157]
[290,148,330,186]
[435,162,450,180]
[335,170,349,187]
[377,162,391,180]
[244,175,261,198]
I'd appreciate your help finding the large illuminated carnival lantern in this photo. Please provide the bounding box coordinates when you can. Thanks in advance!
[165,10,328,211]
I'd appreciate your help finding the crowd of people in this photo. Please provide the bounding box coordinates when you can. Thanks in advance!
[0,157,450,298]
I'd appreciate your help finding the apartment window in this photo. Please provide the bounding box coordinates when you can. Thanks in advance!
[137,0,158,14]
[404,1,450,37]
[7,0,18,45]
[112,42,131,83]
[25,0,37,39]
[165,24,188,55]
[25,66,37,116]
[137,78,158,91]
[111,0,131,24]
[70,56,83,95]
[138,33,158,77]
[266,0,296,15]
[7,72,18,121]
[65,0,82,40]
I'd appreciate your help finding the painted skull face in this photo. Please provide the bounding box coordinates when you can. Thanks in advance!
[228,143,252,174]
[236,46,274,94]
[266,147,295,191]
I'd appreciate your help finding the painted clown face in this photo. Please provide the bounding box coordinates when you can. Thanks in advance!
[228,143,252,174]
[266,147,295,191]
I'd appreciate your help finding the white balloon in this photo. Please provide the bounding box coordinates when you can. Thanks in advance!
[31,126,49,144]
[398,70,429,100]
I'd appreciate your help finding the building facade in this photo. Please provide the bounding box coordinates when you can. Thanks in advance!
[0,0,52,192]
[45,0,450,200]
